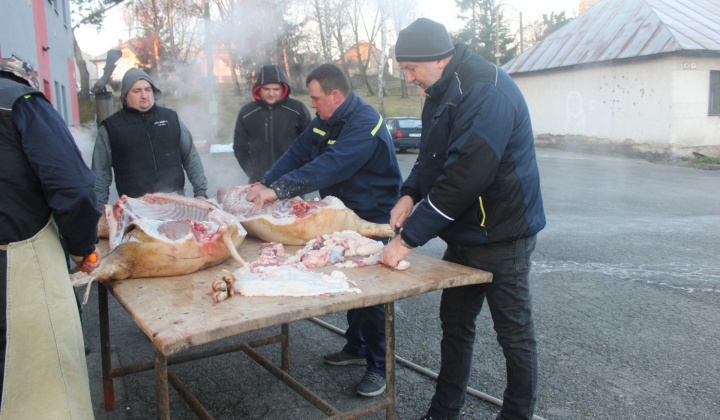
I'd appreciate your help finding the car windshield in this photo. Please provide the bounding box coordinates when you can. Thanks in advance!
[397,119,422,129]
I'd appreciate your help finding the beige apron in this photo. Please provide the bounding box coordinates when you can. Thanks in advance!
[1,219,94,419]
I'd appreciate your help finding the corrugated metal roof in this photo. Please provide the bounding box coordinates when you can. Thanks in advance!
[503,0,720,74]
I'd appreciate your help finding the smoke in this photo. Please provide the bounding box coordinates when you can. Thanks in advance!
[68,124,97,167]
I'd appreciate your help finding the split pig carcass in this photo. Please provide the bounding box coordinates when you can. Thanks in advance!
[215,185,394,245]
[72,193,247,303]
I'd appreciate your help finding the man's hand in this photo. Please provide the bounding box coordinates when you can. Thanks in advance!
[381,236,413,269]
[390,195,414,230]
[195,195,207,200]
[249,188,279,214]
[70,249,102,273]
[245,183,268,202]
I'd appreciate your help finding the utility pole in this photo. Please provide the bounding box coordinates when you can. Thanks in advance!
[494,6,501,65]
[520,12,524,53]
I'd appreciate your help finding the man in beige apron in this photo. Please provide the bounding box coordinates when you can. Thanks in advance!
[1,56,102,419]
[2,221,94,419]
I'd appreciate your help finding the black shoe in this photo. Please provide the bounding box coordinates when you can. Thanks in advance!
[323,350,367,366]
[355,371,386,397]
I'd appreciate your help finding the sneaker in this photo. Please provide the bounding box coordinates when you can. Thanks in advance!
[323,350,367,366]
[355,371,386,397]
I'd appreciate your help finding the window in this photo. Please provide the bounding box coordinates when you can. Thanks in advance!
[710,71,720,116]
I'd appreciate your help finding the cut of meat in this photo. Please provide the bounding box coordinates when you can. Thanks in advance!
[232,264,360,297]
[215,185,394,245]
[72,193,248,302]
[289,230,409,270]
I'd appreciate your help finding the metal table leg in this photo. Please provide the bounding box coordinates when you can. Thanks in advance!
[385,302,397,420]
[99,283,115,411]
[154,346,170,419]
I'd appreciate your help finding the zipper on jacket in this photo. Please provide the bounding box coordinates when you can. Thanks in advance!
[143,114,159,182]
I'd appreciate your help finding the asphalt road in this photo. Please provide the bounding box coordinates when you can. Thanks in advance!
[83,147,720,419]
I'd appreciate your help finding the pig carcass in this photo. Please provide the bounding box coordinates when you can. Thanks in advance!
[215,185,393,245]
[72,193,247,303]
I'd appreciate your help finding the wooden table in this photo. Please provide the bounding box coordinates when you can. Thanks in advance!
[96,237,492,419]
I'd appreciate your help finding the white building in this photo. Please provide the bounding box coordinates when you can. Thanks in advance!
[503,0,720,158]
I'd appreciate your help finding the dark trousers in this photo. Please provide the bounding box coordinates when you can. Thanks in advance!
[342,304,386,377]
[428,236,538,420]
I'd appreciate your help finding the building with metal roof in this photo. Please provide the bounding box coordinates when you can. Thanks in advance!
[503,0,720,157]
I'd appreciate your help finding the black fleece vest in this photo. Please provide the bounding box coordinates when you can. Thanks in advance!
[0,79,52,244]
[102,105,185,198]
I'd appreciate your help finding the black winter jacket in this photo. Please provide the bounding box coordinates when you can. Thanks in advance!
[233,66,311,183]
[401,44,545,247]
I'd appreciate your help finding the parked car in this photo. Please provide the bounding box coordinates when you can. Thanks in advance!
[386,117,422,152]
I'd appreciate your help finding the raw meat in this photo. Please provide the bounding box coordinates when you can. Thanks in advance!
[215,185,394,245]
[72,193,247,303]
[232,262,360,297]
[289,230,410,270]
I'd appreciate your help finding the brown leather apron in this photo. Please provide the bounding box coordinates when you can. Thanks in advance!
[1,219,94,419]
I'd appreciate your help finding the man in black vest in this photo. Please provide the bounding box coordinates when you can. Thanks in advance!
[0,55,100,417]
[92,68,208,210]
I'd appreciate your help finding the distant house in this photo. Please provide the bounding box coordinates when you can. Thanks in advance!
[84,42,142,87]
[341,41,384,77]
[503,0,720,158]
[0,0,79,124]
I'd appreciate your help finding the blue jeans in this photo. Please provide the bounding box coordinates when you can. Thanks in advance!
[342,305,386,377]
[427,236,538,420]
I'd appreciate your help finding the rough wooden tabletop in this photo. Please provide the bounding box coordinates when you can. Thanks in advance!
[100,237,492,356]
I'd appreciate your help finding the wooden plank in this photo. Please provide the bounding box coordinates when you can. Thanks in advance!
[100,237,492,356]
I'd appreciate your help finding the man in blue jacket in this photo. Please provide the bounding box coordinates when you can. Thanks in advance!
[382,18,546,420]
[246,63,403,397]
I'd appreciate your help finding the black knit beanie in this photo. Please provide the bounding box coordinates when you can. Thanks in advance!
[395,18,455,62]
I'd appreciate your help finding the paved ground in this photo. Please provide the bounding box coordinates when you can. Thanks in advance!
[78,146,720,419]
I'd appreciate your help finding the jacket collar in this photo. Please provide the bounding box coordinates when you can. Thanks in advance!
[425,43,471,100]
[322,91,358,128]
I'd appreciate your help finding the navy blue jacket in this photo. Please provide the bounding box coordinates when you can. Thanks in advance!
[262,92,402,224]
[401,44,545,247]
[0,83,99,257]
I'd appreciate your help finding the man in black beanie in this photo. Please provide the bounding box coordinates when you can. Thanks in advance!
[383,17,546,420]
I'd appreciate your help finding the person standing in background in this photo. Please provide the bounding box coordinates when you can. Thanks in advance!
[233,64,311,184]
[92,68,208,210]
[0,55,101,418]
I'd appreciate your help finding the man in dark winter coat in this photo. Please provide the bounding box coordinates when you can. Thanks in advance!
[382,18,546,420]
[233,64,311,183]
[246,64,403,398]
[0,55,100,417]
[92,68,208,210]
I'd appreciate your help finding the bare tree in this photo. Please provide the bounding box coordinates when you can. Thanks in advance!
[71,0,126,101]
[385,0,419,99]
[346,0,381,96]
[125,0,203,85]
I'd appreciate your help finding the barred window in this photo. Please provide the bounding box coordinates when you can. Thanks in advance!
[710,71,720,116]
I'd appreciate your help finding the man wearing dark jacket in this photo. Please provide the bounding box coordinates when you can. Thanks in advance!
[246,64,403,398]
[382,18,546,420]
[233,65,311,183]
[92,68,208,210]
[0,55,100,418]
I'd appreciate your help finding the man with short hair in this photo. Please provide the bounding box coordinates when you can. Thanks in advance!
[246,63,403,397]
[233,64,311,183]
[92,68,208,209]
[0,55,100,418]
[382,18,546,420]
